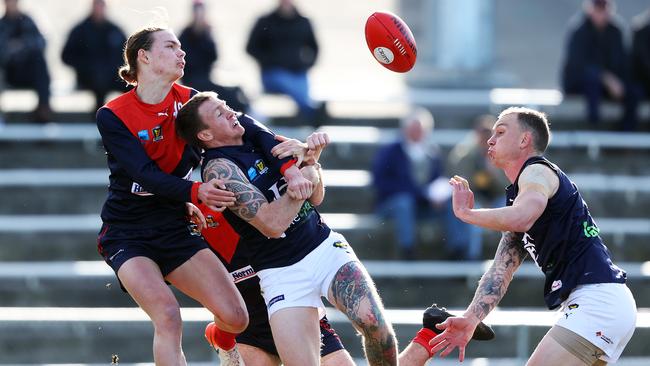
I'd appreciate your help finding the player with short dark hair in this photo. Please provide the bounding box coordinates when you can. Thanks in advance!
[176,91,398,365]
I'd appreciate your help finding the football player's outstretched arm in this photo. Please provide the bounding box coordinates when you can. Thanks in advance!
[203,158,309,238]
[430,231,527,361]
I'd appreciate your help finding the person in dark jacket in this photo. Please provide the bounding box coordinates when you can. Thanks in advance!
[561,0,640,131]
[0,0,52,122]
[371,108,467,260]
[246,0,322,122]
[179,0,250,114]
[632,8,650,103]
[61,0,127,112]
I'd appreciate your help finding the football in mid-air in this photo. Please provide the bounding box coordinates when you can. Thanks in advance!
[364,11,417,73]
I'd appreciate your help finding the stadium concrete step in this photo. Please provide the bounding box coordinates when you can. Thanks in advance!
[1,169,649,218]
[1,214,648,262]
[0,261,648,309]
[3,124,650,173]
[0,307,648,363]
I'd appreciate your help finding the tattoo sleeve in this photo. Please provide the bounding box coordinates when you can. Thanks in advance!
[203,158,268,221]
[467,231,528,321]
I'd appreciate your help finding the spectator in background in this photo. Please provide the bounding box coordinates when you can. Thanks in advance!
[0,0,52,122]
[246,0,324,123]
[447,115,509,260]
[179,0,250,114]
[632,8,650,105]
[371,108,468,260]
[62,0,127,113]
[561,0,640,131]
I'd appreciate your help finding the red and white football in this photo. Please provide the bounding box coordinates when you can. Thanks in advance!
[365,11,417,73]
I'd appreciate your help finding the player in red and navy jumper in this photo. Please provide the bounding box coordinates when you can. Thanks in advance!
[95,27,247,364]
[198,204,348,363]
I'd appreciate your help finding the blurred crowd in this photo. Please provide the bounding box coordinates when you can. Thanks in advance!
[1,0,649,261]
[0,0,648,126]
[561,0,650,131]
[0,0,323,123]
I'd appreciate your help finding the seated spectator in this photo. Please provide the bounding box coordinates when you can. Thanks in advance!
[179,0,250,114]
[561,0,640,131]
[371,108,471,260]
[61,0,127,113]
[0,0,52,122]
[632,8,650,102]
[246,0,325,124]
[446,115,509,260]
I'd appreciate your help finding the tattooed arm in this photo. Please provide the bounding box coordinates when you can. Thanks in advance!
[464,230,527,322]
[429,230,527,361]
[203,157,310,238]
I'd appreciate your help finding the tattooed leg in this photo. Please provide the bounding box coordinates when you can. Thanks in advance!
[328,261,398,366]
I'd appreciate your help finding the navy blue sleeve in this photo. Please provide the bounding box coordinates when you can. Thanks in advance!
[240,115,295,171]
[97,108,193,202]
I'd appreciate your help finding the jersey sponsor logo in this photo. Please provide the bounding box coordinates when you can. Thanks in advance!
[152,125,163,141]
[522,233,540,267]
[564,303,579,319]
[230,265,256,283]
[596,331,614,345]
[583,221,600,238]
[172,101,183,118]
[551,280,562,292]
[247,160,268,182]
[333,241,351,253]
[137,129,150,141]
[188,222,201,236]
[108,248,125,262]
[157,111,169,117]
[268,294,285,308]
[131,182,153,196]
[205,215,219,228]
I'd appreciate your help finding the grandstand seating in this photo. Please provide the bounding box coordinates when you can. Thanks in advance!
[0,90,649,364]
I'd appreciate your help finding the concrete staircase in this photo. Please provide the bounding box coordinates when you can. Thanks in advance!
[1,104,649,363]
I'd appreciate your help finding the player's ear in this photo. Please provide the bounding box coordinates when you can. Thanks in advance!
[520,131,532,149]
[197,129,212,143]
[137,49,150,64]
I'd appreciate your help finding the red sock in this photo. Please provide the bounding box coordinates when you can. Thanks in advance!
[411,327,437,357]
[205,322,237,351]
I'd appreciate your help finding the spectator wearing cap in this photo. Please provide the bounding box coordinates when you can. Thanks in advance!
[561,0,641,131]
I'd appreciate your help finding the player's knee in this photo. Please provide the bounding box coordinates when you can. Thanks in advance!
[217,305,249,333]
[152,304,183,335]
[353,308,394,339]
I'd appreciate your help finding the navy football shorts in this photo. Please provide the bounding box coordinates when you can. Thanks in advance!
[236,278,344,357]
[97,221,208,281]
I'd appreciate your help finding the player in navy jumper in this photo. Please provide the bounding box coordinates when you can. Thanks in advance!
[95,27,248,365]
[430,107,636,365]
[176,91,398,366]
